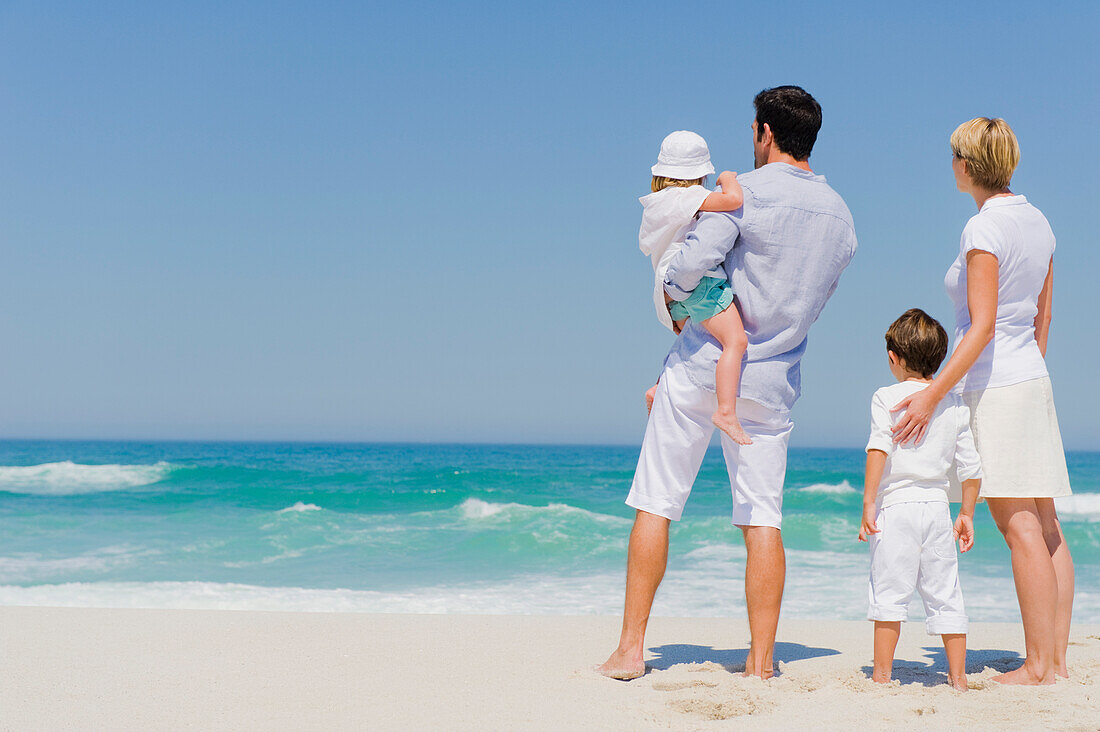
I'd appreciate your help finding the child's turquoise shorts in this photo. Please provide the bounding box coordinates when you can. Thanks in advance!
[669,276,735,323]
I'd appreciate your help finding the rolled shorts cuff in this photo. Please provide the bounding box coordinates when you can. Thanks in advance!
[925,613,968,636]
[668,277,734,323]
[867,604,908,622]
[625,490,683,522]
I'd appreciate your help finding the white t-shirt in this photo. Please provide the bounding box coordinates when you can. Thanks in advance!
[944,195,1054,393]
[866,380,982,507]
[638,185,724,331]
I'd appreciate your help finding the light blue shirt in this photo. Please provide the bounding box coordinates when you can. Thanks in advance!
[663,162,857,413]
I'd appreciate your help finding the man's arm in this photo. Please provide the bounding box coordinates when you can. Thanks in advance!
[663,211,741,301]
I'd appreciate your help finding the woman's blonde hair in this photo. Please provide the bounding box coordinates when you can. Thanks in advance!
[651,175,706,193]
[950,117,1020,191]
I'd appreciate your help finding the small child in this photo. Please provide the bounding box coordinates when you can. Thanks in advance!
[858,308,982,691]
[638,130,751,445]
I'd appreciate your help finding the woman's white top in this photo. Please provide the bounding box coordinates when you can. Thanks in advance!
[638,185,724,331]
[944,195,1054,393]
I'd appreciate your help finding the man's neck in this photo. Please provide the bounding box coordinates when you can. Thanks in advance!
[766,149,813,172]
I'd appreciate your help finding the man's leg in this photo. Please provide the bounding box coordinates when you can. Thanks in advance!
[598,510,670,679]
[721,400,793,679]
[600,363,715,679]
[741,525,784,677]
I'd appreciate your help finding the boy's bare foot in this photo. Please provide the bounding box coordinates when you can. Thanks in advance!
[992,663,1055,685]
[597,649,645,680]
[713,413,753,445]
[948,675,968,691]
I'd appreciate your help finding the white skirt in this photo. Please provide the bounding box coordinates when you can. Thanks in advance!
[963,376,1072,499]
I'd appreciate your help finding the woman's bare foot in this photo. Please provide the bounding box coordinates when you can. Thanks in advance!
[992,663,1055,685]
[948,675,968,691]
[597,648,645,680]
[713,413,752,445]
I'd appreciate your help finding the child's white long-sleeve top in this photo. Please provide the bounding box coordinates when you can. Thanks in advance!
[866,380,983,507]
[638,185,725,331]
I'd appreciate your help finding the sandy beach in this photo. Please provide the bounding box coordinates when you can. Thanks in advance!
[0,608,1096,730]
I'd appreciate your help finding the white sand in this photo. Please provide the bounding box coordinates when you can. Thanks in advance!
[0,608,1097,730]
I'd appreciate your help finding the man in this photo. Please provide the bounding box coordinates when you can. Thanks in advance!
[599,86,857,680]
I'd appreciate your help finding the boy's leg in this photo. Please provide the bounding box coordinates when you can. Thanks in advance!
[700,305,750,445]
[941,633,968,690]
[873,622,901,683]
[916,503,969,688]
[867,505,919,681]
[601,363,716,679]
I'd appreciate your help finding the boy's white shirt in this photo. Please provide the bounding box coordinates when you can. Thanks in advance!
[866,380,983,507]
[638,185,725,331]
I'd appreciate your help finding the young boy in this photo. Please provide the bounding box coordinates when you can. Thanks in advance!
[858,309,982,691]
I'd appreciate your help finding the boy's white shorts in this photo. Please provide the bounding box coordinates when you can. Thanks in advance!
[625,361,794,528]
[868,501,968,635]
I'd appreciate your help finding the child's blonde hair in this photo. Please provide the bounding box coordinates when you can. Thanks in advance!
[651,175,706,193]
[950,117,1019,191]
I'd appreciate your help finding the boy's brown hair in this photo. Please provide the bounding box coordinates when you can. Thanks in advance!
[885,309,949,378]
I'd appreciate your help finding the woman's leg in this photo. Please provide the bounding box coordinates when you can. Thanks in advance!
[986,498,1058,684]
[700,305,750,445]
[1035,498,1074,677]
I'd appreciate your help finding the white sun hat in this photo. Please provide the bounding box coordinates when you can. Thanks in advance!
[650,130,716,179]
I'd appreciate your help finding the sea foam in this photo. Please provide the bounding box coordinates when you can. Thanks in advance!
[798,481,857,495]
[277,502,322,513]
[0,461,173,495]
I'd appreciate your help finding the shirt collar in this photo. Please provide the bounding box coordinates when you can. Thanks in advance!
[980,194,1027,212]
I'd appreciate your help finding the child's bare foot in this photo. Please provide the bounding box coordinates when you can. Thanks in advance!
[713,413,752,445]
[948,675,968,691]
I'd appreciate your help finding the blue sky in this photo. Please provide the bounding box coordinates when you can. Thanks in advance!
[0,1,1097,448]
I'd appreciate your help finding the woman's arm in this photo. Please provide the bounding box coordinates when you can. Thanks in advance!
[698,171,743,212]
[891,250,999,444]
[1034,258,1054,358]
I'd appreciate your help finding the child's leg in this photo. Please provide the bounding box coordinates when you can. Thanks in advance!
[872,621,901,683]
[700,305,751,445]
[942,633,968,691]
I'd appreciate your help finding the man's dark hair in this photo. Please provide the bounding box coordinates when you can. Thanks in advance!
[885,309,949,378]
[753,86,822,161]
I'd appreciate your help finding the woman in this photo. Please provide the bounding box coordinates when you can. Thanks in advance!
[892,118,1073,685]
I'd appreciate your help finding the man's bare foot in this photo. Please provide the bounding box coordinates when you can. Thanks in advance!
[597,649,645,680]
[713,413,752,445]
[992,663,1055,685]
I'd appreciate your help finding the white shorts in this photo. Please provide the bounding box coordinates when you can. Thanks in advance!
[867,501,968,635]
[625,361,794,528]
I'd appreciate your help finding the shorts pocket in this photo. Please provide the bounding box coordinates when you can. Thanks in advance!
[932,521,957,560]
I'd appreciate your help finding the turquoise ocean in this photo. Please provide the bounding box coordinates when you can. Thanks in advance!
[0,441,1097,621]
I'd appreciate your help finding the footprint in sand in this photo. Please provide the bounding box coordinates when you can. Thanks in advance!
[668,695,774,720]
[652,680,718,691]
